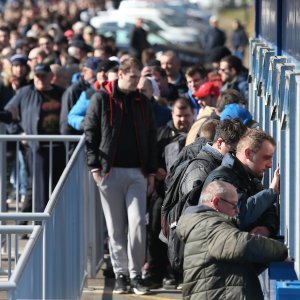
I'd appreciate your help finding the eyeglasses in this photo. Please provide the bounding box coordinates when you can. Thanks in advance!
[220,197,240,209]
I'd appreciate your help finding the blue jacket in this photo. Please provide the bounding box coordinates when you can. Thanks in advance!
[68,81,102,132]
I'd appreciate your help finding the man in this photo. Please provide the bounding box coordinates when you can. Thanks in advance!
[60,57,101,135]
[159,51,188,97]
[130,18,149,60]
[179,118,247,198]
[184,66,208,114]
[159,98,194,171]
[204,129,280,235]
[145,98,193,288]
[185,81,220,145]
[38,34,60,65]
[5,63,65,212]
[219,55,249,102]
[176,180,287,300]
[84,57,157,295]
[151,66,179,105]
[68,59,118,132]
[27,47,47,80]
[204,15,226,51]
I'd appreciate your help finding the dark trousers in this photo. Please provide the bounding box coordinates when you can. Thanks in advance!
[22,144,65,213]
[147,191,168,281]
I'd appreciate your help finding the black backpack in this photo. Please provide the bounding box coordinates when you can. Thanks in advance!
[164,137,207,192]
[165,183,204,271]
[162,163,234,272]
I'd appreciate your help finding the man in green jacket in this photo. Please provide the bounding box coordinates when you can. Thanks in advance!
[176,180,288,300]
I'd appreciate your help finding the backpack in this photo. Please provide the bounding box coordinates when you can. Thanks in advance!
[164,137,207,191]
[161,151,212,239]
[166,182,204,272]
[164,133,187,172]
[163,163,234,272]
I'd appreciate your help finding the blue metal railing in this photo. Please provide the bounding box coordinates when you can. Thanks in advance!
[0,135,104,299]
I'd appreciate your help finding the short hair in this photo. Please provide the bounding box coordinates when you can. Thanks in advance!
[119,57,143,73]
[236,129,276,154]
[220,55,243,74]
[171,97,193,112]
[152,66,167,78]
[199,119,219,141]
[200,181,234,204]
[141,48,156,65]
[216,89,243,113]
[161,50,180,64]
[39,34,54,43]
[214,118,247,146]
[185,65,207,79]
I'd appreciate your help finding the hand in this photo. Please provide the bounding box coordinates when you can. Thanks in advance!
[250,226,270,237]
[147,175,155,196]
[155,168,167,181]
[20,132,28,146]
[92,171,101,186]
[270,166,280,194]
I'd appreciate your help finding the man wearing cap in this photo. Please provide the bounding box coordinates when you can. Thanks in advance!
[84,57,157,295]
[67,59,117,132]
[5,63,65,212]
[186,82,220,145]
[60,57,101,135]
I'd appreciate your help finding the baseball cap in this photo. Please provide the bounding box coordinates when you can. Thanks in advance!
[10,54,28,66]
[34,63,52,75]
[84,57,102,72]
[193,82,220,99]
[221,103,252,125]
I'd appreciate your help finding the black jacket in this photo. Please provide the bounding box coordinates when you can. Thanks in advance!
[84,80,157,176]
[179,143,223,197]
[204,153,279,235]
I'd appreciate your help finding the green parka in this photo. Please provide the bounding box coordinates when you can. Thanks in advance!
[176,205,288,300]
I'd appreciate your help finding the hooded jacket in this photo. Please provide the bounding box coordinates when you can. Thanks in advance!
[204,153,279,234]
[176,205,288,300]
[84,80,157,176]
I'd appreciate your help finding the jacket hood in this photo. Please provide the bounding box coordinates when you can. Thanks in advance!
[176,204,214,242]
[101,80,114,95]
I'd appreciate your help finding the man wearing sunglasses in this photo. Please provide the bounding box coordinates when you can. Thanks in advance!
[176,180,287,300]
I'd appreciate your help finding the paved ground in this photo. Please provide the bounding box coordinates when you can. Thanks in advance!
[81,268,182,300]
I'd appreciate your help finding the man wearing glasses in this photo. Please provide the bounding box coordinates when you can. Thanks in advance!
[176,180,287,300]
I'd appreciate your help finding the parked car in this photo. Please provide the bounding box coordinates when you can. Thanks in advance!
[91,9,202,48]
[94,19,205,66]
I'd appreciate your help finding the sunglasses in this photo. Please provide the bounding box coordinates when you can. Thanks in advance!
[220,197,240,209]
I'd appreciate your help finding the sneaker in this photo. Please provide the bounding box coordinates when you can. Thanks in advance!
[176,282,183,290]
[113,274,129,294]
[131,275,150,295]
[162,277,177,290]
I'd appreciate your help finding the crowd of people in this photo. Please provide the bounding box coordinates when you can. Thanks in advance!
[0,0,288,298]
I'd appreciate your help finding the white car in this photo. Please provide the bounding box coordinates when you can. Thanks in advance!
[92,9,202,47]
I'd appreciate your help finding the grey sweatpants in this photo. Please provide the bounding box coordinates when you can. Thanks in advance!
[98,168,147,278]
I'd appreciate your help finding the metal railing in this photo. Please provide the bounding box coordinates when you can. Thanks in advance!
[0,134,105,299]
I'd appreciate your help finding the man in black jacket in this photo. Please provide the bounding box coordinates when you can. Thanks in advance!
[204,129,280,236]
[145,98,194,289]
[84,57,157,295]
[179,118,247,198]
